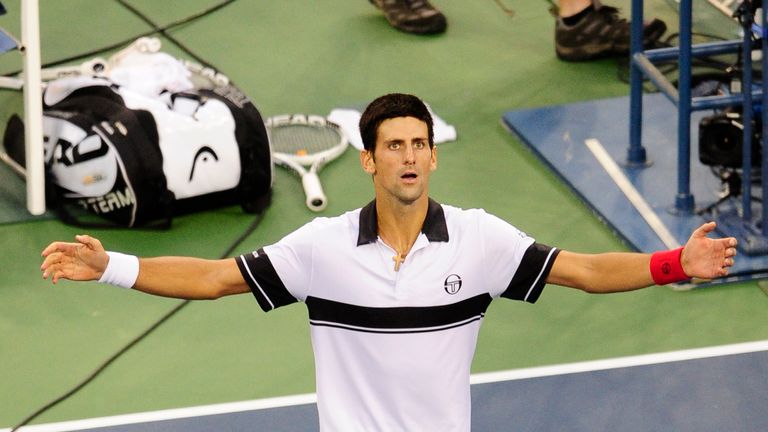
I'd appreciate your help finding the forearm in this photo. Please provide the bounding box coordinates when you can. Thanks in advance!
[547,251,654,293]
[41,236,253,298]
[132,256,249,300]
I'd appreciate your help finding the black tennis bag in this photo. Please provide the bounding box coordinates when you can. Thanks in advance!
[6,76,272,228]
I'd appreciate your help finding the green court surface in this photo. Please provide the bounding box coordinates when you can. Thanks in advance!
[1,0,767,429]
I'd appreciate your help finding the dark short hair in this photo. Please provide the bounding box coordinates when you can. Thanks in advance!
[358,93,434,152]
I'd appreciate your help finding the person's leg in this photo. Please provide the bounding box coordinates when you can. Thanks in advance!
[369,0,447,35]
[554,0,667,61]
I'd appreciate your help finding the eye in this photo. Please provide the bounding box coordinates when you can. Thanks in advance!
[388,142,401,150]
[413,141,427,150]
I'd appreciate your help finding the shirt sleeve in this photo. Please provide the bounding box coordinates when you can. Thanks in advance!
[236,249,298,312]
[500,243,560,303]
[236,219,324,311]
[478,210,559,303]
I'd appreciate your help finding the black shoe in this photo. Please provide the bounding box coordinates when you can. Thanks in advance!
[370,0,447,35]
[555,1,666,61]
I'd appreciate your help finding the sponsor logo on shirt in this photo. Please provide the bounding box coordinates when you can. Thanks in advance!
[444,274,462,295]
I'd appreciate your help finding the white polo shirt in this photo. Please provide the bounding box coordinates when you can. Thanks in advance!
[236,199,559,431]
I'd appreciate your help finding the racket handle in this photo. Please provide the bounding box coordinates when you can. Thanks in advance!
[302,171,327,212]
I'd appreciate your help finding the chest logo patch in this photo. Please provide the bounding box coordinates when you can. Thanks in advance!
[444,274,463,295]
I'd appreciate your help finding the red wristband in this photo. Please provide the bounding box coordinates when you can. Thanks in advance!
[650,247,690,285]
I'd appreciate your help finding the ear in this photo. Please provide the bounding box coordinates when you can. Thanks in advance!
[429,145,438,171]
[360,150,376,174]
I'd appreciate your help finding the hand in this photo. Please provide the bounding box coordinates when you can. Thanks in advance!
[681,222,738,279]
[41,235,109,284]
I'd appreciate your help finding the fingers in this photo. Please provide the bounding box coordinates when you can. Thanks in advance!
[719,254,735,275]
[41,235,107,284]
[717,242,738,277]
[40,251,65,283]
[721,238,738,270]
[722,238,737,268]
[41,236,90,283]
[41,250,87,283]
[42,235,103,257]
[41,242,81,284]
[715,235,738,251]
[719,254,735,268]
[41,241,78,257]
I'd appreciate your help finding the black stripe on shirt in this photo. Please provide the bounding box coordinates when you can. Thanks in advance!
[502,243,560,303]
[236,249,298,311]
[306,293,492,334]
[310,315,485,334]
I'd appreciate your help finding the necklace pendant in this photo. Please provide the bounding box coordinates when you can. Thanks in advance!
[392,253,405,272]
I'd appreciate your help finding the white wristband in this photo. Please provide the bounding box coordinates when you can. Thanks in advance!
[98,251,139,289]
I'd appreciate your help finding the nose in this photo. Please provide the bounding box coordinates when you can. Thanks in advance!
[403,143,416,164]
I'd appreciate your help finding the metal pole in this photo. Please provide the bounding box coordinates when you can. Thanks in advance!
[741,5,753,221]
[627,0,647,165]
[675,0,695,213]
[762,5,768,234]
[21,0,45,215]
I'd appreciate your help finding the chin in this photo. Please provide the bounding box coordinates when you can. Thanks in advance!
[394,190,425,205]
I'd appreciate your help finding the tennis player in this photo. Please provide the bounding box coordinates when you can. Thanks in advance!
[41,93,737,431]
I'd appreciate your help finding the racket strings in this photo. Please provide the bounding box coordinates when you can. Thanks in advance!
[270,125,342,155]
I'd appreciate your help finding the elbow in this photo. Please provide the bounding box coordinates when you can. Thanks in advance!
[550,276,603,294]
[201,292,224,300]
[580,285,610,294]
[180,280,229,300]
[572,279,640,294]
[204,280,247,300]
[563,278,611,294]
[202,285,230,300]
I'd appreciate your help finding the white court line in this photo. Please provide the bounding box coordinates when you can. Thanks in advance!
[470,339,768,384]
[584,138,681,250]
[2,394,317,432]
[4,340,768,432]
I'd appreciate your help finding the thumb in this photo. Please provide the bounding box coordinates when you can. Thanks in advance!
[692,222,716,239]
[75,234,104,252]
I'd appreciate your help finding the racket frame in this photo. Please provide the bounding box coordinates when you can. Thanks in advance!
[266,114,348,212]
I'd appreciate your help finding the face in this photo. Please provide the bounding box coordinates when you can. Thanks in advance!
[360,116,437,206]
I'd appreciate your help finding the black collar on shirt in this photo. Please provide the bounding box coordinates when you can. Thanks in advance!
[356,198,450,246]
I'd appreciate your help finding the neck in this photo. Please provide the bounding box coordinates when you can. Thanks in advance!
[376,195,428,257]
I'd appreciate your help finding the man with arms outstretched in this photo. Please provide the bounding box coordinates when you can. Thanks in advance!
[42,93,737,431]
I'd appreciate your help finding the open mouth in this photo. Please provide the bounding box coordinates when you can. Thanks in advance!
[401,172,418,182]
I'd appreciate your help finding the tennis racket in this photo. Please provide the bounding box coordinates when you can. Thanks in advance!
[265,114,348,212]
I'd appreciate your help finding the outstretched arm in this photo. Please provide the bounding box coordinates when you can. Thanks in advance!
[546,222,738,293]
[41,235,250,299]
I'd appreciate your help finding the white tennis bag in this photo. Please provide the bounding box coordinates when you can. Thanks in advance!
[37,75,272,227]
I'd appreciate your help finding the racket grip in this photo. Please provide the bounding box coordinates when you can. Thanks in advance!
[302,172,327,212]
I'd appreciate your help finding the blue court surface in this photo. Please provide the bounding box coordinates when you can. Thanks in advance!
[502,93,768,286]
[6,341,767,432]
